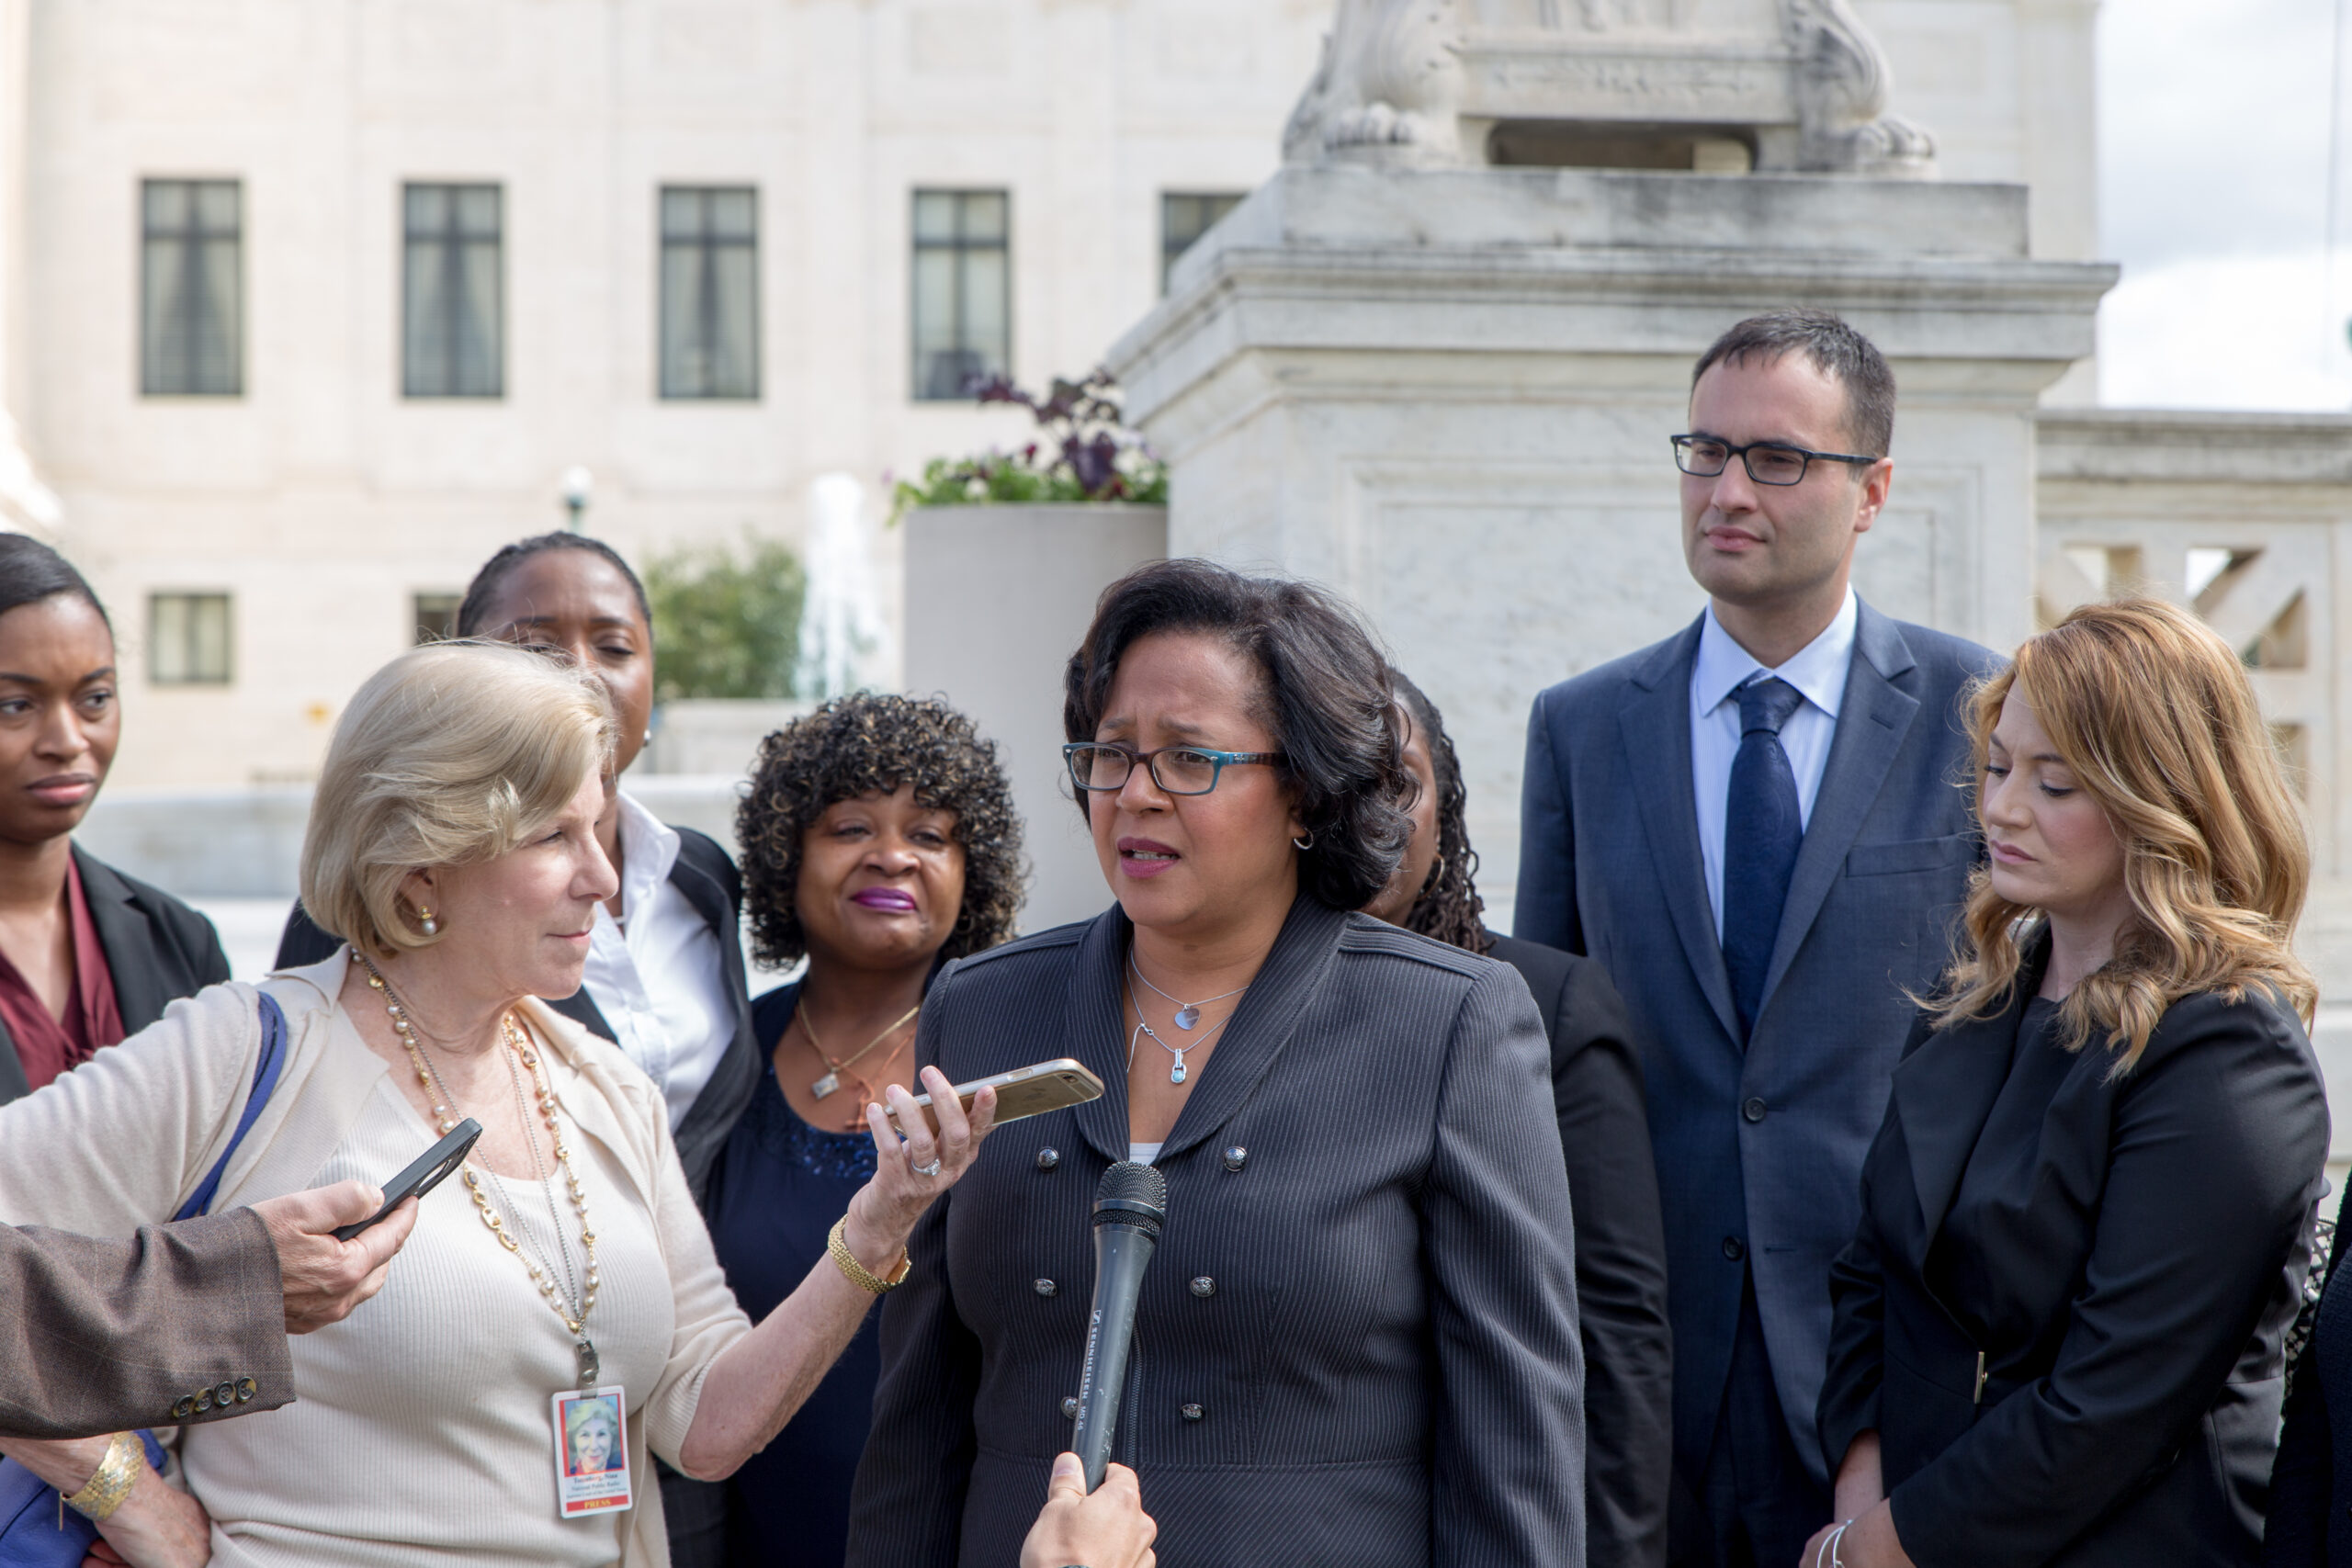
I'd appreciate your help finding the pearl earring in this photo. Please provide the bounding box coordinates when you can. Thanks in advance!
[418,908,438,937]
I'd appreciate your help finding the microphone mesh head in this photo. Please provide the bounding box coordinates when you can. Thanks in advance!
[1092,1160,1168,1234]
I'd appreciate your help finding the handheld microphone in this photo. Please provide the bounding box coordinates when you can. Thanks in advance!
[1071,1159,1168,1493]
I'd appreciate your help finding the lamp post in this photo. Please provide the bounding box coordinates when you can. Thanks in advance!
[560,466,594,532]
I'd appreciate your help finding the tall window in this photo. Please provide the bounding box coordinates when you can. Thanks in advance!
[412,592,461,644]
[660,186,759,400]
[910,189,1009,402]
[1160,191,1245,295]
[141,179,243,396]
[402,183,503,398]
[149,593,232,686]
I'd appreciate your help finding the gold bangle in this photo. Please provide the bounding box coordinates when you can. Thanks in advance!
[62,1430,142,1522]
[827,1215,910,1294]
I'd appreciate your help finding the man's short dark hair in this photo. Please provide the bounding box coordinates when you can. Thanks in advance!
[1691,309,1895,461]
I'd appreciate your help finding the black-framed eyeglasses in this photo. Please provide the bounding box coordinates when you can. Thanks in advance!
[1671,434,1880,487]
[1063,742,1285,796]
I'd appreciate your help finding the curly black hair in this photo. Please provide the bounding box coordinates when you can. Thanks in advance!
[737,693,1025,968]
[1389,669,1491,954]
[1064,558,1410,911]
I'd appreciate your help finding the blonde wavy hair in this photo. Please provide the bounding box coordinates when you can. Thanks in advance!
[301,640,616,956]
[1925,597,2314,1073]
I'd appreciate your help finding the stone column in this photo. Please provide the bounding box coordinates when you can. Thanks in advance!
[1107,164,2114,922]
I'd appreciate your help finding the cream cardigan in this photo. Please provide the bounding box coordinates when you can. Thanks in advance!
[0,951,754,1566]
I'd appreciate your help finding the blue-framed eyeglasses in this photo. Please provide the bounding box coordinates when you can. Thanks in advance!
[1063,742,1286,796]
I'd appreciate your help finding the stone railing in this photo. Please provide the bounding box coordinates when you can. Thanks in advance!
[2036,410,2352,878]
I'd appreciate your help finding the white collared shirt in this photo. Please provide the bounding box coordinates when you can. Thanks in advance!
[1690,588,1859,940]
[580,791,738,1132]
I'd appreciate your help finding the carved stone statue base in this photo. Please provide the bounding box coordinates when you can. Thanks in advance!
[1106,164,2114,924]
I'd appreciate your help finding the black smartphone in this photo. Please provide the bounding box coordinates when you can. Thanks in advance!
[332,1118,483,1241]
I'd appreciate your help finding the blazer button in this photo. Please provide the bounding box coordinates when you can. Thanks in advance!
[215,1381,238,1407]
[1035,1147,1060,1171]
[235,1377,257,1403]
[1222,1145,1248,1172]
[1061,1396,1080,1419]
[172,1396,195,1420]
[1181,1403,1204,1421]
[1035,1279,1058,1297]
[1722,1235,1747,1263]
[1190,1276,1216,1298]
[195,1389,214,1412]
[1742,1097,1768,1123]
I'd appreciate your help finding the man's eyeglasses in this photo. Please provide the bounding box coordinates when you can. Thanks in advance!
[1671,434,1880,487]
[1063,742,1285,796]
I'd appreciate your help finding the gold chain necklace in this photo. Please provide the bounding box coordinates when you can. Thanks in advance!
[799,1001,922,1101]
[356,954,602,1382]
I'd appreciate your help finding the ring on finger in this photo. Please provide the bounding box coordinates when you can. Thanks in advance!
[911,1156,944,1178]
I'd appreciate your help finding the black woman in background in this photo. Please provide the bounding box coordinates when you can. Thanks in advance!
[705,693,1023,1568]
[276,531,760,1566]
[846,558,1584,1568]
[1362,667,1673,1568]
[0,535,227,1103]
[1809,598,2326,1568]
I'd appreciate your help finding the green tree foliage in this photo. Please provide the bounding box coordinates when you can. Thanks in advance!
[645,536,805,700]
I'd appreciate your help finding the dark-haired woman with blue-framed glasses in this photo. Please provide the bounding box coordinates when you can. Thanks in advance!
[847,558,1587,1568]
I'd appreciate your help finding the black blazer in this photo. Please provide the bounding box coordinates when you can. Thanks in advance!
[0,846,231,1103]
[1487,931,1672,1568]
[844,896,1587,1568]
[2263,1179,2352,1566]
[1818,948,2327,1568]
[274,824,759,1199]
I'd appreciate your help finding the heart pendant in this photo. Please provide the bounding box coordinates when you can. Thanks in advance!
[1174,1005,1201,1030]
[1170,1058,1188,1085]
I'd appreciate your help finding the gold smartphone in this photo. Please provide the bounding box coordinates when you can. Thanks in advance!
[889,1058,1105,1135]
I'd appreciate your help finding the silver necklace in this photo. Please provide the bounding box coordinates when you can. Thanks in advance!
[1125,969,1236,1086]
[1127,955,1250,1032]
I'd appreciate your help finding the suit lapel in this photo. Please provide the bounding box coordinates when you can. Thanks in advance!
[1617,620,1742,1047]
[1888,942,2043,1263]
[1757,603,1921,1011]
[1157,896,1349,1165]
[1067,908,1140,1168]
[0,1010,25,1102]
[551,987,616,1043]
[75,847,169,1032]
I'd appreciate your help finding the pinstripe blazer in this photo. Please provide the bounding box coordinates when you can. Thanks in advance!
[843,894,1587,1568]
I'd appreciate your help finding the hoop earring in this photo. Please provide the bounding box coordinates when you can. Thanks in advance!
[417,907,438,937]
[1292,830,1315,851]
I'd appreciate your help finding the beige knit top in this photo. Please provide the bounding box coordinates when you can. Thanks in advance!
[0,951,755,1567]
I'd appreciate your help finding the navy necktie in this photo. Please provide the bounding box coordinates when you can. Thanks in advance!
[1723,675,1805,1040]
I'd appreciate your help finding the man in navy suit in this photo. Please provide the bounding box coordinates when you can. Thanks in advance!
[1514,310,1999,1568]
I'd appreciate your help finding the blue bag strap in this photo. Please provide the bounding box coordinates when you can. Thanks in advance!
[175,992,288,1223]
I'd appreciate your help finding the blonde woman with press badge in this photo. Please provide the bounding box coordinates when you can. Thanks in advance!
[0,642,1012,1568]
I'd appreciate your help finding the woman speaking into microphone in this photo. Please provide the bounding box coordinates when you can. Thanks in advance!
[846,559,1586,1568]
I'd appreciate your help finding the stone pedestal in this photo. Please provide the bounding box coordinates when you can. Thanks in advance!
[902,504,1169,933]
[1107,165,2114,925]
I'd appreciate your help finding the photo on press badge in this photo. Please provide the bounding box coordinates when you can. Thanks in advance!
[550,1389,633,1518]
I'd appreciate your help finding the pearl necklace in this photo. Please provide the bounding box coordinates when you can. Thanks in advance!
[356,954,602,1381]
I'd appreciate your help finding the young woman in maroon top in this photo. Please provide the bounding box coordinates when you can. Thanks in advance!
[0,536,227,1100]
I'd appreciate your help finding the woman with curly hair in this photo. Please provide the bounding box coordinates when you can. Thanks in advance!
[703,692,1023,1568]
[847,558,1585,1568]
[1809,598,2326,1568]
[1363,669,1671,1568]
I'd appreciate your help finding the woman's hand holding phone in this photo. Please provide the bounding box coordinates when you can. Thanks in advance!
[833,1066,998,1286]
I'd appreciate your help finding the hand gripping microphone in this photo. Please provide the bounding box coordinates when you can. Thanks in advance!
[1071,1159,1169,1492]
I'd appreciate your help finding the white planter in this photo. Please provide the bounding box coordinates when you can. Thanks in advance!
[902,503,1169,933]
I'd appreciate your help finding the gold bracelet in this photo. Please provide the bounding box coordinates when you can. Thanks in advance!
[827,1215,910,1294]
[62,1430,142,1522]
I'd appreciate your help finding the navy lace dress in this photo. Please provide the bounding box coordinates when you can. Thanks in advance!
[705,982,881,1568]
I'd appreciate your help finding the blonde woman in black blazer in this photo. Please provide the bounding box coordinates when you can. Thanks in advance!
[1810,599,2326,1568]
[845,560,1586,1568]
